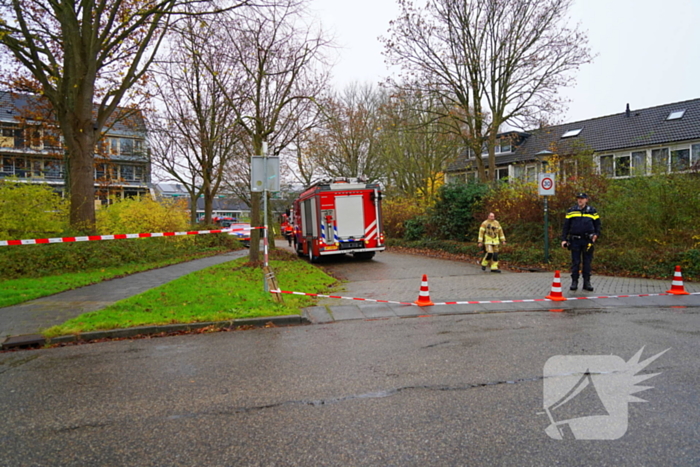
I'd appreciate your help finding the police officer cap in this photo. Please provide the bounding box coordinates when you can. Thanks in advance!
[576,192,588,199]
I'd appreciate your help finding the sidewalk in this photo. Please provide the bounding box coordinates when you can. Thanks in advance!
[0,250,249,338]
[2,241,699,346]
[282,242,700,324]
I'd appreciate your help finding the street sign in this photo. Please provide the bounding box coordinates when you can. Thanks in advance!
[538,173,555,196]
[251,156,280,192]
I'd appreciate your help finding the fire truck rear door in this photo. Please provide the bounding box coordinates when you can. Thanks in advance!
[334,195,364,239]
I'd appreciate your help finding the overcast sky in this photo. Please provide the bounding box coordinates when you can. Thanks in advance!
[308,0,700,126]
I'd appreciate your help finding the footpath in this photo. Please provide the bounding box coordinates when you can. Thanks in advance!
[2,240,699,349]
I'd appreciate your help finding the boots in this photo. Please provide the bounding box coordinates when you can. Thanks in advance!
[570,277,579,291]
[583,277,593,291]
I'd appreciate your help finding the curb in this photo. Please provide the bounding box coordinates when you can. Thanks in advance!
[1,314,308,351]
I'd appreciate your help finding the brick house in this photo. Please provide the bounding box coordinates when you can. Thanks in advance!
[446,98,700,183]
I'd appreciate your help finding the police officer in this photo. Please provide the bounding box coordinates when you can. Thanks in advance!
[561,193,601,291]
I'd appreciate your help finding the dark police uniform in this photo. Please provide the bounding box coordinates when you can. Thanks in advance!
[561,193,601,291]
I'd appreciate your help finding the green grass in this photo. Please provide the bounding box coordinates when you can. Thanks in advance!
[0,251,229,308]
[41,256,337,338]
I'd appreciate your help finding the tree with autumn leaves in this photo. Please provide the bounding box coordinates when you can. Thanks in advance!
[0,0,251,231]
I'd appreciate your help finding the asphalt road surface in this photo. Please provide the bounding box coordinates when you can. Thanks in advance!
[1,303,697,466]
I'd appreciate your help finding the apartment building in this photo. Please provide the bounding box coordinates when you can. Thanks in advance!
[0,92,150,203]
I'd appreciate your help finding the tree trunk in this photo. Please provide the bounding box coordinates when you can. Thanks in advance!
[64,121,97,232]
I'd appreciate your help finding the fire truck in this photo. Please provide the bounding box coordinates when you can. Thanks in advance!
[292,177,385,262]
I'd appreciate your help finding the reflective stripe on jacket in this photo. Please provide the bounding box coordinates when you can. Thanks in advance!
[478,220,505,245]
[562,205,601,240]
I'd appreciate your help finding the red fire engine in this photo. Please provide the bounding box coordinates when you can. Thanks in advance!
[292,177,385,262]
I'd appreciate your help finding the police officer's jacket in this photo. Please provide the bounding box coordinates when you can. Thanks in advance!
[561,205,601,240]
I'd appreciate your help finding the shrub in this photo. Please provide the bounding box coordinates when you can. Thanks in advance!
[0,179,69,240]
[427,182,489,241]
[404,215,428,241]
[0,234,239,280]
[600,174,700,247]
[96,196,189,234]
[382,197,426,239]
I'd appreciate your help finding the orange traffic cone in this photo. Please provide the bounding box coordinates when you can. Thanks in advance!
[414,274,435,306]
[666,265,690,295]
[546,270,567,301]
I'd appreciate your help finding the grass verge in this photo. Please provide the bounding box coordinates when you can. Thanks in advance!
[0,250,235,308]
[41,255,337,339]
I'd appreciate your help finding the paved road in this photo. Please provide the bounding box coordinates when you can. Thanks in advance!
[1,242,698,465]
[0,307,697,466]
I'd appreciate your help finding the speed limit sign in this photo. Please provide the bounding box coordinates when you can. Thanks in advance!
[538,173,555,196]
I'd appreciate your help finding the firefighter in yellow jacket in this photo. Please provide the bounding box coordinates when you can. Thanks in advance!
[478,212,506,273]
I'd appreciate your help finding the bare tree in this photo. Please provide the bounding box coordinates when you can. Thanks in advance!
[307,83,386,182]
[0,0,250,230]
[149,14,243,225]
[378,88,461,200]
[212,1,331,264]
[382,0,592,183]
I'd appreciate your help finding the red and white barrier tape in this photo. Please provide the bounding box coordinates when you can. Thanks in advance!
[270,289,699,306]
[433,292,700,305]
[0,226,263,247]
[271,289,415,306]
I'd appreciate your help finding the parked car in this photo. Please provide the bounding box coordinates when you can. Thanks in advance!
[217,217,237,228]
[227,222,251,247]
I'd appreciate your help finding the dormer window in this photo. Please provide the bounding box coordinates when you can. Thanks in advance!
[666,110,685,120]
[561,128,583,138]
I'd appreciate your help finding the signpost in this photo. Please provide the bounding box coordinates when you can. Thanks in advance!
[538,172,556,262]
[251,143,281,298]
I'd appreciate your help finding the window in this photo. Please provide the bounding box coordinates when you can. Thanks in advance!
[29,127,42,149]
[692,144,700,168]
[1,157,12,175]
[32,160,43,177]
[120,138,133,155]
[96,163,107,180]
[15,158,27,177]
[615,155,630,177]
[562,159,576,179]
[631,151,647,175]
[671,148,690,172]
[513,165,524,180]
[666,110,685,120]
[600,155,613,177]
[13,128,24,148]
[496,167,508,181]
[45,160,63,179]
[121,165,134,181]
[134,139,143,154]
[651,148,669,174]
[109,138,119,155]
[561,128,583,138]
[525,165,536,183]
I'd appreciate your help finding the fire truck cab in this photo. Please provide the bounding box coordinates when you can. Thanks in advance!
[292,177,385,262]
